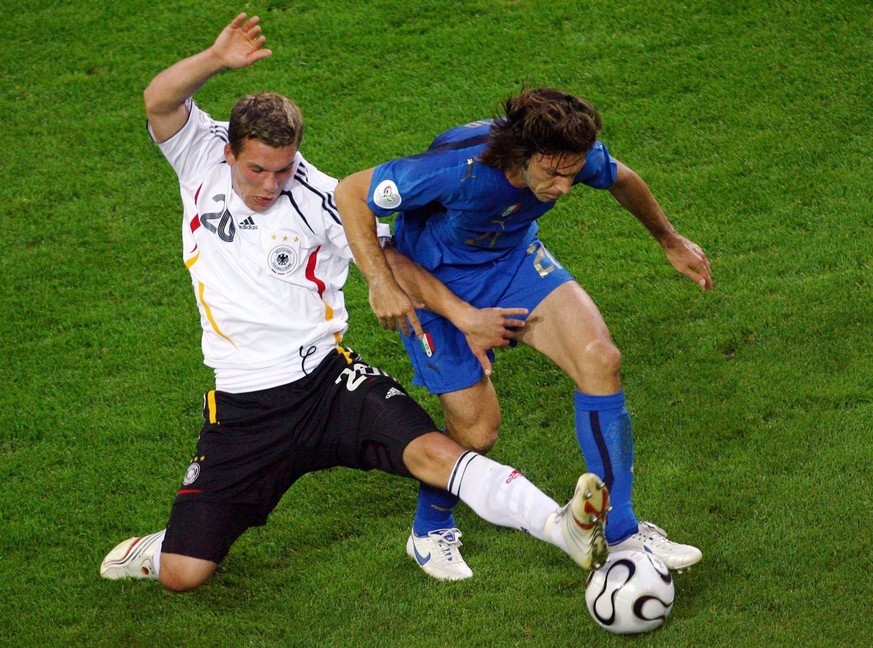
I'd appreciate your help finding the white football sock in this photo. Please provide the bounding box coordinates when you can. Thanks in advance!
[542,511,570,553]
[151,532,163,578]
[447,451,562,546]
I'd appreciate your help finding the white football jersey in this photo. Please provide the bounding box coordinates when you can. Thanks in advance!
[153,100,371,393]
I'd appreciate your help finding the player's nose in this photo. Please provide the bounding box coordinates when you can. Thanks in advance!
[263,173,280,193]
[555,177,573,195]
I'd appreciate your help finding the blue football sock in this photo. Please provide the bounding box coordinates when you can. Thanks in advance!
[574,390,639,544]
[412,482,459,536]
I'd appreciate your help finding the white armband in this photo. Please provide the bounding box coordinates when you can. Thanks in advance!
[375,220,393,249]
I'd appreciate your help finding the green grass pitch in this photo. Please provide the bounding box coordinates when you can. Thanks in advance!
[1,1,870,645]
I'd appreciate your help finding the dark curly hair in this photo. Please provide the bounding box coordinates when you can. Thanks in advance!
[479,88,602,172]
[228,92,304,155]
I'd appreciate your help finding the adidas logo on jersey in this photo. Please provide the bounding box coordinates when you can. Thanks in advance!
[239,216,257,230]
[385,387,405,399]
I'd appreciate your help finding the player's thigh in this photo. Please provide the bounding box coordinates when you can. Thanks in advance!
[515,281,621,391]
[439,375,501,453]
[348,366,440,478]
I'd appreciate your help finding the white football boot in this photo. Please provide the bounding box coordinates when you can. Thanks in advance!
[100,529,165,580]
[552,473,610,570]
[406,528,473,581]
[609,521,702,571]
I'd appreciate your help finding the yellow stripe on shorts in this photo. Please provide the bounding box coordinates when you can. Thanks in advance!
[206,389,218,424]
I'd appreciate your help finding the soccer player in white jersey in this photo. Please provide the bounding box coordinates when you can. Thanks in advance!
[100,12,614,591]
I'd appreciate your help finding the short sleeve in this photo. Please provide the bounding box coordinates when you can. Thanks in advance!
[367,151,458,217]
[574,140,618,189]
[153,100,228,186]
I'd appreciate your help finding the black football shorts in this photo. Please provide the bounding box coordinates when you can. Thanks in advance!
[162,348,437,562]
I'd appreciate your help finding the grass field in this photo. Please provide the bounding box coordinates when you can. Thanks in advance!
[1,0,870,645]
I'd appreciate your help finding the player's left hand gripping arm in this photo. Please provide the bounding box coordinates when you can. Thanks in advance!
[336,169,424,335]
[609,160,713,291]
[382,248,528,376]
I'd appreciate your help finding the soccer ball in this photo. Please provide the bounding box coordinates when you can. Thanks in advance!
[585,549,675,634]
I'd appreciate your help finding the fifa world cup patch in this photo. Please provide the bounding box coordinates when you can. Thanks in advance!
[419,331,436,357]
[373,180,402,209]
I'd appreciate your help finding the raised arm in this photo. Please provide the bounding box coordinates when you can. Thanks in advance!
[609,159,713,291]
[144,13,272,143]
[335,168,424,334]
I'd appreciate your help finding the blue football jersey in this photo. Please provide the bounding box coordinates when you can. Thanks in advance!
[367,120,617,271]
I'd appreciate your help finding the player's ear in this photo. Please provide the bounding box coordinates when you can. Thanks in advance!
[224,143,236,165]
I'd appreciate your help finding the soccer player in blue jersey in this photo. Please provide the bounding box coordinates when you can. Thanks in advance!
[336,88,712,580]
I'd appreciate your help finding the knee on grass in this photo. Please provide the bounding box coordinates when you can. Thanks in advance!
[159,554,218,592]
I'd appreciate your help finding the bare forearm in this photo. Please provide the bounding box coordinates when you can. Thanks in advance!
[335,170,396,287]
[385,248,526,359]
[610,160,713,290]
[144,49,226,118]
[384,248,475,323]
[609,162,678,245]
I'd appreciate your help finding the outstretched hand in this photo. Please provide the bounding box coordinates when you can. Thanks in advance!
[212,13,273,69]
[664,235,713,291]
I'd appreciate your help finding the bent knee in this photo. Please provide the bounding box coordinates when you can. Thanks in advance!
[581,338,622,378]
[466,430,498,454]
[160,574,202,593]
[159,554,217,593]
[447,420,500,454]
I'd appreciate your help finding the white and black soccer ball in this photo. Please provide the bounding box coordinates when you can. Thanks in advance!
[585,549,675,634]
